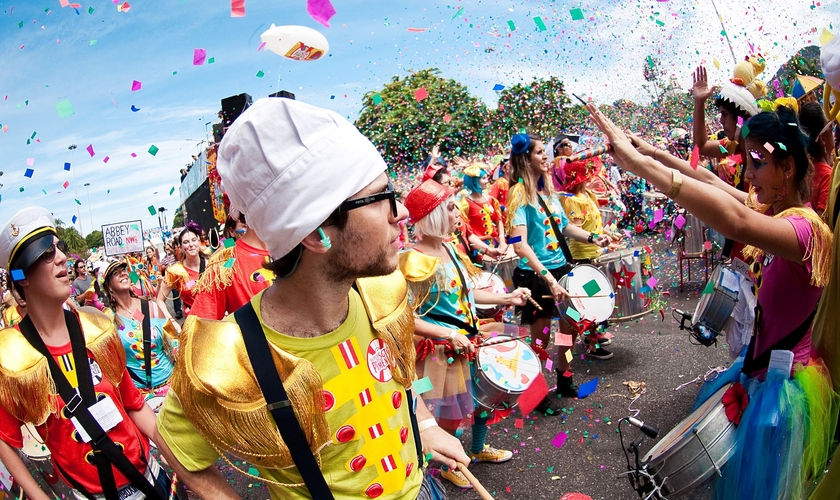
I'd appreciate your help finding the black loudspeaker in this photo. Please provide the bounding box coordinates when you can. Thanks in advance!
[212,123,225,143]
[221,93,252,126]
[269,90,296,100]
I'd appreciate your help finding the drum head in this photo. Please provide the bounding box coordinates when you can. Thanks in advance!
[477,336,541,393]
[474,272,507,310]
[20,423,50,459]
[145,396,165,413]
[562,265,615,323]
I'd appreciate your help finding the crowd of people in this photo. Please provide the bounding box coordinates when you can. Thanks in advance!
[0,47,838,500]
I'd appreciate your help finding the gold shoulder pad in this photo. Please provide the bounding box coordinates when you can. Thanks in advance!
[171,315,330,470]
[192,246,236,295]
[163,263,189,288]
[399,250,441,283]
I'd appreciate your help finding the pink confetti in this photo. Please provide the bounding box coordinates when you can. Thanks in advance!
[26,158,34,166]
[131,80,142,91]
[674,213,686,229]
[307,0,336,28]
[647,277,658,288]
[86,144,95,157]
[551,432,568,449]
[545,359,553,371]
[414,87,429,101]
[407,27,428,32]
[257,41,266,52]
[689,145,700,170]
[764,142,775,153]
[103,156,110,163]
[231,0,245,17]
[193,48,207,65]
[130,152,137,158]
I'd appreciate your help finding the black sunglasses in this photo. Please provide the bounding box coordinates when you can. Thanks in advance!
[41,241,68,265]
[334,181,399,218]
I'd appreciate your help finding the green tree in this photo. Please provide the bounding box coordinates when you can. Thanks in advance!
[85,230,103,250]
[172,207,184,228]
[53,218,88,259]
[766,46,822,101]
[356,68,493,174]
[493,77,574,140]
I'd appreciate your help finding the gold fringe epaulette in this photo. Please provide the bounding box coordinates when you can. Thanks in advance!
[171,315,330,470]
[0,308,125,426]
[504,182,528,235]
[356,270,416,388]
[163,263,190,289]
[161,319,180,363]
[192,246,236,295]
[399,245,480,318]
[742,206,833,287]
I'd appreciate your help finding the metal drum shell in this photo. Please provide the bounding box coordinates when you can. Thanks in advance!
[672,210,705,255]
[595,248,651,322]
[692,265,739,336]
[642,384,737,497]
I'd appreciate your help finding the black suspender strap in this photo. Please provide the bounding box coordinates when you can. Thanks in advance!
[18,311,163,500]
[535,193,574,264]
[233,303,335,500]
[140,300,153,390]
[404,388,425,466]
[199,256,206,276]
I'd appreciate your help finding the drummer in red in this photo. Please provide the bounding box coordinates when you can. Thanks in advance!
[460,163,508,262]
[560,157,622,359]
[399,179,531,489]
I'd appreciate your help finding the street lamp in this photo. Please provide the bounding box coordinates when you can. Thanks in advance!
[68,144,83,235]
[84,183,93,234]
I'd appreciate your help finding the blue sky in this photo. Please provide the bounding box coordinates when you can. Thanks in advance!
[1,0,837,236]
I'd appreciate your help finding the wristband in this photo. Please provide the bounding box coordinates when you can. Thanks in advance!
[653,148,659,161]
[418,418,439,432]
[587,233,595,243]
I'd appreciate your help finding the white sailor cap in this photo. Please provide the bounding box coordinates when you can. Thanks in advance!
[0,206,57,277]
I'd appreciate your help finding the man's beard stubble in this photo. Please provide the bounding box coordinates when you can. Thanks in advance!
[325,225,396,283]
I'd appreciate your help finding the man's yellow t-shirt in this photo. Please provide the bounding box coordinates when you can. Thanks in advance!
[157,290,423,499]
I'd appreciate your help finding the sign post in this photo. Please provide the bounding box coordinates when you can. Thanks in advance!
[102,220,144,256]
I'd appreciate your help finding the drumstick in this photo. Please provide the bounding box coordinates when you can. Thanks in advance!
[522,293,543,311]
[478,334,533,347]
[456,463,494,500]
[542,294,612,299]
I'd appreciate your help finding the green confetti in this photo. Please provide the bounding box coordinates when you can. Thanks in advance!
[534,16,547,31]
[451,6,464,20]
[148,205,157,216]
[702,279,715,294]
[169,187,175,195]
[90,39,97,45]
[778,142,787,151]
[719,144,729,154]
[741,123,750,138]
[655,19,665,27]
[172,71,178,75]
[372,93,383,105]
[223,258,236,268]
[30,131,36,139]
[148,145,159,156]
[75,198,82,205]
[570,8,584,21]
[208,57,215,64]
[412,376,434,395]
[507,20,516,31]
[582,279,601,297]
[19,187,24,192]
[247,467,259,477]
[720,29,727,36]
[223,238,236,249]
[566,307,581,322]
[55,99,75,119]
[129,271,139,283]
[256,70,265,78]
[18,21,23,29]
[88,6,94,14]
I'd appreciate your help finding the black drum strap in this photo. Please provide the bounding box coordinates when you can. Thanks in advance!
[233,303,335,500]
[741,306,817,376]
[140,300,153,390]
[535,193,574,264]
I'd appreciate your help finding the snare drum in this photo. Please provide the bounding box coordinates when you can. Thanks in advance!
[599,207,616,228]
[692,264,740,345]
[483,245,519,289]
[473,272,508,319]
[642,384,737,497]
[19,424,74,498]
[557,264,615,324]
[473,336,541,409]
[595,247,651,322]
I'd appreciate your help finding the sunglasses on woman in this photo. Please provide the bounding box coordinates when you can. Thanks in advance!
[40,240,68,265]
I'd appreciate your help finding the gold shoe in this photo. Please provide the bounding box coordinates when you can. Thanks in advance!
[439,467,473,489]
[468,445,513,463]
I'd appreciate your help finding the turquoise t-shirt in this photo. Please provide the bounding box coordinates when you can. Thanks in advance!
[117,314,174,388]
[412,245,479,333]
[512,193,570,270]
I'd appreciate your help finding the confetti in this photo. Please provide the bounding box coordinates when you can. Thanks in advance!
[256,70,265,78]
[55,99,75,118]
[148,145,159,156]
[414,87,429,101]
[307,0,336,28]
[24,168,34,178]
[412,376,434,395]
[231,0,245,17]
[131,80,142,91]
[569,8,584,21]
[193,48,207,65]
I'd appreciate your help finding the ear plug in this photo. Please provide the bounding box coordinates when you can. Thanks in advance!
[317,227,332,250]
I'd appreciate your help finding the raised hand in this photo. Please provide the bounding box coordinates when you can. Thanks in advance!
[691,66,717,103]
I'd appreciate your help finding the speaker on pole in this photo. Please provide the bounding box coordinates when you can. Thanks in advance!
[220,93,253,126]
[269,90,296,100]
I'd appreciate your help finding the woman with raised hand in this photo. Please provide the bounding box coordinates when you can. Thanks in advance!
[587,102,837,500]
[505,133,610,412]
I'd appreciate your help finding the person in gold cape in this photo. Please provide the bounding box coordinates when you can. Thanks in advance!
[154,98,468,499]
[588,101,838,500]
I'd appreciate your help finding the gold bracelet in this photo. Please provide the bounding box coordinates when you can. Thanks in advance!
[667,169,683,199]
[653,148,658,161]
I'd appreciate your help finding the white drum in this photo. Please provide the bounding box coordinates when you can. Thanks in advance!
[558,264,615,324]
[473,336,541,409]
[473,272,507,319]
